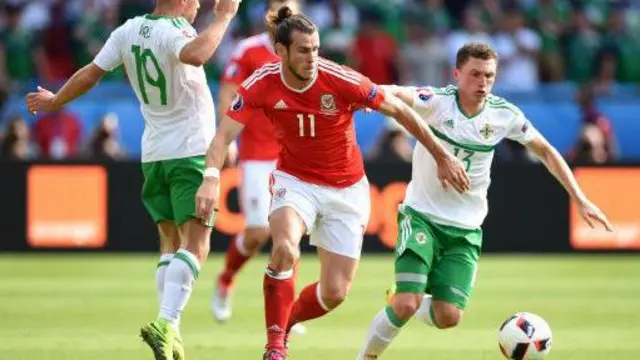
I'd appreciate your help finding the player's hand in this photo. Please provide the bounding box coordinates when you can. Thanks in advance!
[214,0,241,19]
[577,198,614,232]
[435,152,470,193]
[26,86,57,115]
[195,177,220,225]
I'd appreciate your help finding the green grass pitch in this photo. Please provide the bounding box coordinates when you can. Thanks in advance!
[1,254,639,360]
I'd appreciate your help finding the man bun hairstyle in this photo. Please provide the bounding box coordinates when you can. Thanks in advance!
[266,5,317,47]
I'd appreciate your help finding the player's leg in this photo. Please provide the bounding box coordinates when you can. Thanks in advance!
[357,205,437,360]
[415,227,481,329]
[140,161,183,360]
[263,172,315,359]
[287,176,370,333]
[157,156,213,326]
[156,222,181,304]
[213,161,274,322]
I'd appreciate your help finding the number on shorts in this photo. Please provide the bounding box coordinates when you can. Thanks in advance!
[297,113,315,137]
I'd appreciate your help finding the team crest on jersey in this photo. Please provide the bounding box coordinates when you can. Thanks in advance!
[521,120,530,133]
[415,232,427,245]
[231,94,243,111]
[479,123,494,140]
[368,86,378,101]
[320,94,338,114]
[416,87,433,101]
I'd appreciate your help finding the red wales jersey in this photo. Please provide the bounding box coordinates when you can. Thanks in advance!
[221,33,280,161]
[226,58,385,188]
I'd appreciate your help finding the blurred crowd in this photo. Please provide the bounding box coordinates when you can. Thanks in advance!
[0,0,633,164]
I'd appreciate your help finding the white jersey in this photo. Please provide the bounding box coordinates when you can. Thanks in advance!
[403,85,539,229]
[93,15,215,162]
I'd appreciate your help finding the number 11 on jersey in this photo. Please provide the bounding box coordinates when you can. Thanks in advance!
[297,114,315,137]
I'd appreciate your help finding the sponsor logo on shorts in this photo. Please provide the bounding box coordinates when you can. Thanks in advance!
[273,188,286,201]
[521,120,530,133]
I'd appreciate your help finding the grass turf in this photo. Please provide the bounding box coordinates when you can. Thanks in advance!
[1,254,639,360]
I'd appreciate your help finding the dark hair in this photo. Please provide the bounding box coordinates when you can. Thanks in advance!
[456,42,498,69]
[266,6,317,47]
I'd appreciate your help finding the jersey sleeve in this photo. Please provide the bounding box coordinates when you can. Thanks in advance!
[408,86,439,124]
[161,24,194,60]
[93,25,124,71]
[225,84,262,125]
[221,53,253,85]
[339,71,386,110]
[505,107,540,144]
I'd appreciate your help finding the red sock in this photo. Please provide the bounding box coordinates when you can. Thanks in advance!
[264,267,296,352]
[219,235,250,288]
[287,281,329,330]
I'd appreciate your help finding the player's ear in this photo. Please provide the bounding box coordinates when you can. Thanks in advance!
[274,42,287,58]
[453,68,461,82]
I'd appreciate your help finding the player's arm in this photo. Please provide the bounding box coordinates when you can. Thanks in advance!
[26,21,125,114]
[196,88,255,222]
[377,92,470,193]
[26,64,106,114]
[379,85,415,108]
[524,134,613,231]
[179,0,240,66]
[217,81,240,165]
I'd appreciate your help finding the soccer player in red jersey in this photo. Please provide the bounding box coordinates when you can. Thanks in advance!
[210,0,305,330]
[196,6,470,360]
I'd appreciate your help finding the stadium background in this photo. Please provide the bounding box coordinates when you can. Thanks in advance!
[0,1,639,359]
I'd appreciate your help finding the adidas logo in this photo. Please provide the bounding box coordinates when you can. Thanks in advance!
[444,119,455,129]
[267,324,283,333]
[274,100,288,110]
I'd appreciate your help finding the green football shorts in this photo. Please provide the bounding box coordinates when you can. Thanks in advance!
[141,155,214,227]
[394,205,482,310]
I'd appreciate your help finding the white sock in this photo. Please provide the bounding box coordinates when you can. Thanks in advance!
[356,307,403,359]
[156,254,173,304]
[159,249,200,327]
[414,294,436,327]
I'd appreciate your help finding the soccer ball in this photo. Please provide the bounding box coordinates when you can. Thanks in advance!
[498,312,552,360]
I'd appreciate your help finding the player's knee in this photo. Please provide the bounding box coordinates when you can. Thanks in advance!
[432,303,463,329]
[270,240,299,272]
[391,293,423,321]
[243,227,270,254]
[182,219,211,263]
[319,282,350,309]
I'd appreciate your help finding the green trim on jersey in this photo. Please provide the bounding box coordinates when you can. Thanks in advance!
[145,14,173,20]
[456,92,486,119]
[429,126,495,152]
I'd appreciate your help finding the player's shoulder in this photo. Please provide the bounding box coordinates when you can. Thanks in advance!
[410,84,455,105]
[317,58,363,86]
[240,61,281,91]
[231,33,272,59]
[486,93,523,118]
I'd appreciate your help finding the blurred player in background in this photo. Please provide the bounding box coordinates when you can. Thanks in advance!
[210,2,306,338]
[195,7,470,360]
[26,0,241,359]
[356,42,614,360]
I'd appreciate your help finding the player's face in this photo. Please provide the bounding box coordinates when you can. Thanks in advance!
[454,58,497,104]
[284,30,320,81]
[182,0,200,23]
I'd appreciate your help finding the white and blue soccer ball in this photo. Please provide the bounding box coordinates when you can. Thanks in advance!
[498,312,553,360]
